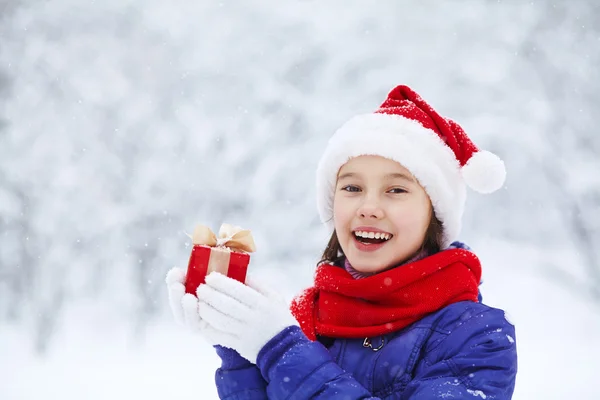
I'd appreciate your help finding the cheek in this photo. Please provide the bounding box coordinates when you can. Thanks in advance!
[333,197,356,246]
[391,204,430,233]
[333,195,351,225]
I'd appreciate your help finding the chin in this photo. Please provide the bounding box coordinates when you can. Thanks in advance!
[354,265,384,274]
[348,251,413,274]
[345,233,422,269]
[347,256,392,274]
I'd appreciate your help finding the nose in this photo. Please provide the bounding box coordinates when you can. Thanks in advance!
[356,198,384,220]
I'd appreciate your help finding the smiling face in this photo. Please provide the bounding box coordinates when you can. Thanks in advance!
[333,155,433,274]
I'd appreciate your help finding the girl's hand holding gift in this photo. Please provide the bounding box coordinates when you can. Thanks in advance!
[166,266,257,370]
[166,267,222,344]
[166,222,292,370]
[196,271,299,364]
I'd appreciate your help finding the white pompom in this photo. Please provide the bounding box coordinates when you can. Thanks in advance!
[461,150,506,194]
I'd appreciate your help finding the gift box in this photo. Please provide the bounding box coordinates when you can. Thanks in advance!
[184,223,256,295]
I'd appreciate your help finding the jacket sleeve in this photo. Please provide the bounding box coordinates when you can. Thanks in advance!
[256,326,380,399]
[402,307,517,399]
[214,346,268,400]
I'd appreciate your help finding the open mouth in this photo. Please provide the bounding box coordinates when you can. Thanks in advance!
[352,230,393,245]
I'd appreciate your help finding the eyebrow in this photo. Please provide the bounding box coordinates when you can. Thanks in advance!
[337,172,415,183]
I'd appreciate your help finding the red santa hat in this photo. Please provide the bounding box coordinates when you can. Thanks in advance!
[316,85,506,248]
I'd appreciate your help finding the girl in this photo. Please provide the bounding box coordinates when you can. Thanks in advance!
[167,85,517,399]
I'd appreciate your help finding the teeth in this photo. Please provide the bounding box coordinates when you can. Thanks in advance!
[353,231,392,240]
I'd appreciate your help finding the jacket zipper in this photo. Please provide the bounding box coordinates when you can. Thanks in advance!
[363,335,386,351]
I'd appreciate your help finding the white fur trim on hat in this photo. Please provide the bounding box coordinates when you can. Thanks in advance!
[316,113,466,248]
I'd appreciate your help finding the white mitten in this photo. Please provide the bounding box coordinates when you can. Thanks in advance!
[165,267,232,346]
[195,272,299,364]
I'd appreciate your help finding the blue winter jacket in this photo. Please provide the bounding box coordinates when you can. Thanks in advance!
[214,300,517,399]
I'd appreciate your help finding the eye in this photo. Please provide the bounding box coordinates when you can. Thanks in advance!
[341,185,361,192]
[388,188,407,194]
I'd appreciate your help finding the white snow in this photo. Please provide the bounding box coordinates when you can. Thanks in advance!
[467,389,487,399]
[1,319,221,399]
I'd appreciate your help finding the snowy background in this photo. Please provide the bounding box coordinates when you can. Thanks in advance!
[1,1,599,399]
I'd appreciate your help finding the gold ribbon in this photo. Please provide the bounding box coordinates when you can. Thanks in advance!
[191,223,256,253]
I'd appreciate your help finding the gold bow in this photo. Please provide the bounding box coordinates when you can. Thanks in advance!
[191,223,256,253]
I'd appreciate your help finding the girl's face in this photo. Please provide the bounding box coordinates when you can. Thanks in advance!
[333,155,432,274]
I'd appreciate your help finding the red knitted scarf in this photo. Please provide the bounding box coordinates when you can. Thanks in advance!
[290,249,482,341]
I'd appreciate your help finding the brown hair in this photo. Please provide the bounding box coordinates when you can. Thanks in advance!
[318,212,444,267]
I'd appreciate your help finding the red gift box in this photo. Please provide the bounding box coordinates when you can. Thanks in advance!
[184,224,256,295]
